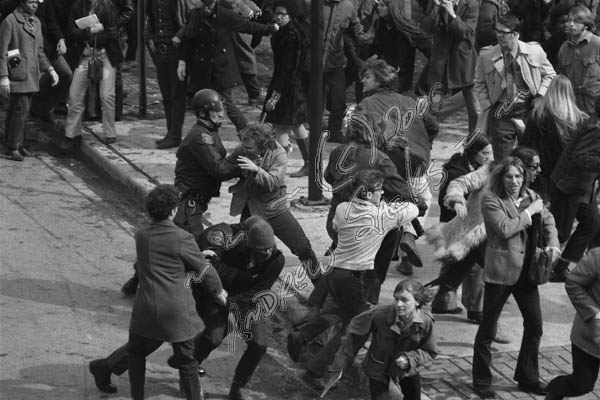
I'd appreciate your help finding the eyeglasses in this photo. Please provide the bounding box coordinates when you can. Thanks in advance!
[495,29,515,35]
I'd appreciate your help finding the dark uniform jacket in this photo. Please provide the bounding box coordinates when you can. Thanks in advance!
[145,0,182,59]
[129,220,223,343]
[174,120,241,197]
[179,6,274,92]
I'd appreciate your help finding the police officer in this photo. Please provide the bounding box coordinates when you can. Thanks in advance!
[174,88,242,240]
[147,0,188,149]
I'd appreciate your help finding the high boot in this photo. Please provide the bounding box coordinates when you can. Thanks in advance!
[290,138,309,177]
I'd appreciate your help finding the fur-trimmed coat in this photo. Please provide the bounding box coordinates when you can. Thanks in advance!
[427,163,492,263]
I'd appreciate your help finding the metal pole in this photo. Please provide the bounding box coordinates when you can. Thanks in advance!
[137,0,147,118]
[306,0,326,203]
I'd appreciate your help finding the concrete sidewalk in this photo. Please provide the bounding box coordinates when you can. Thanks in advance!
[64,65,598,399]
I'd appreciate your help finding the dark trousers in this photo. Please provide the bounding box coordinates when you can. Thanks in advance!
[297,294,342,342]
[156,53,187,140]
[324,69,346,136]
[193,294,268,389]
[439,244,485,290]
[173,194,210,241]
[306,268,370,377]
[5,93,31,149]
[473,276,542,389]
[30,55,73,116]
[369,375,421,400]
[242,207,325,306]
[488,113,519,161]
[125,1,138,62]
[220,88,248,132]
[550,188,600,262]
[547,343,600,398]
[396,37,416,93]
[127,332,201,400]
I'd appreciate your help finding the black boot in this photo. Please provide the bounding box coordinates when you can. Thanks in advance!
[399,232,423,267]
[290,138,309,177]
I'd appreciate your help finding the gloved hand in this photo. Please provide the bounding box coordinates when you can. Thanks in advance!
[265,91,281,111]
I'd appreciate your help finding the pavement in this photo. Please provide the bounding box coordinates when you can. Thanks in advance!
[35,57,600,399]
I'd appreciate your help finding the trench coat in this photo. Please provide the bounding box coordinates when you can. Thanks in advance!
[129,220,223,343]
[0,8,51,93]
[422,0,479,90]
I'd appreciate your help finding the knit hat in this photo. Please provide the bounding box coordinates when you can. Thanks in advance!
[247,219,275,250]
[243,215,265,231]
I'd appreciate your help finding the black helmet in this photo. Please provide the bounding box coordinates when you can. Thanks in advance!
[192,89,224,114]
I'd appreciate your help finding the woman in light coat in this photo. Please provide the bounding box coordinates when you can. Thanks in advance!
[472,156,560,399]
[545,248,600,400]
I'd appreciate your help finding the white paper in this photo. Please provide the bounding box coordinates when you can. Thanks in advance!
[75,14,99,29]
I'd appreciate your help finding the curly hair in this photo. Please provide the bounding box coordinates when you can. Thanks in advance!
[359,56,398,92]
[352,169,384,200]
[487,156,530,199]
[146,184,179,221]
[240,123,277,154]
[393,279,437,308]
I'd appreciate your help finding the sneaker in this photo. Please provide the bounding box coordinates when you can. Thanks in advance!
[6,148,24,161]
[396,259,414,276]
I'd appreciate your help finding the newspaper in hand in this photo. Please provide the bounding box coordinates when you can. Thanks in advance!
[75,14,99,29]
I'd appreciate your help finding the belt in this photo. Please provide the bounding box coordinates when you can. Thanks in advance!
[156,42,174,55]
[334,267,367,279]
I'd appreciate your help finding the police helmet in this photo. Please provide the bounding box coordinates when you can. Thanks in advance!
[192,89,224,115]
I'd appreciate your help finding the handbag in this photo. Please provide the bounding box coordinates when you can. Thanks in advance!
[87,36,103,81]
[527,213,551,285]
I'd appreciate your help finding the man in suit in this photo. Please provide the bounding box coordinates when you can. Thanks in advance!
[474,14,555,160]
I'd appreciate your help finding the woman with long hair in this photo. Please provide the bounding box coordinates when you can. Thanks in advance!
[472,157,560,399]
[62,0,123,148]
[521,74,589,185]
[262,0,311,177]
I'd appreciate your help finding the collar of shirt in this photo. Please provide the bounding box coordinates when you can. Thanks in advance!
[387,307,425,335]
[570,29,593,45]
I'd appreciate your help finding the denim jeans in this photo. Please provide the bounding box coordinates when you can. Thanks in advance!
[5,93,31,149]
[30,55,73,116]
[65,48,117,139]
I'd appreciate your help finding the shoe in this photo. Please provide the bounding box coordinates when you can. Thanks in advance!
[155,134,167,145]
[121,275,138,297]
[474,386,496,399]
[290,163,308,178]
[228,385,246,400]
[467,311,482,324]
[287,331,305,363]
[399,232,423,267]
[431,306,463,314]
[396,259,414,276]
[104,137,117,145]
[491,331,511,344]
[89,359,117,393]
[6,149,24,161]
[18,146,32,157]
[302,371,326,391]
[518,381,547,395]
[156,136,181,149]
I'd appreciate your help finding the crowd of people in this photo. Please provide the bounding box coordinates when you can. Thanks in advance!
[2,0,600,399]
